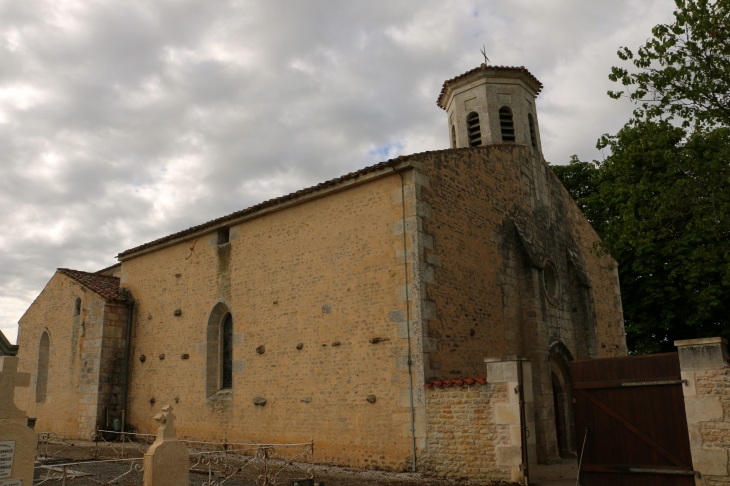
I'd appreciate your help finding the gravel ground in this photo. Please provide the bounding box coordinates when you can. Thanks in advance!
[36,460,515,486]
[35,441,521,486]
[530,459,578,485]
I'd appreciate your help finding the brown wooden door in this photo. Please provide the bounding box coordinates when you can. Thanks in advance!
[572,353,696,486]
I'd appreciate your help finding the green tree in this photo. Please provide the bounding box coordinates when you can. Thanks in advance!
[608,0,730,129]
[550,155,599,220]
[552,122,730,353]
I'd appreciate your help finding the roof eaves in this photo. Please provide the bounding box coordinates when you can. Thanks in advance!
[116,155,423,260]
[57,268,126,303]
[436,64,543,109]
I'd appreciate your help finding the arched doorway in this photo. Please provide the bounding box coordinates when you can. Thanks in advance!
[549,342,576,457]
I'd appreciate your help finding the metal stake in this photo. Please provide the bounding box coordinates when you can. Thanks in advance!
[576,427,588,486]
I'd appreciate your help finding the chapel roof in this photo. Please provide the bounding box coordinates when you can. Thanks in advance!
[436,64,543,109]
[57,268,127,302]
[117,157,405,258]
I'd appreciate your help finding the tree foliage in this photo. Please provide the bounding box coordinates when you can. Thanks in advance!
[553,0,730,353]
[552,123,730,353]
[608,0,730,129]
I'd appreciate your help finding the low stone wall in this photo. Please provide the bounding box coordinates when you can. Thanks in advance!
[420,357,534,484]
[676,337,730,485]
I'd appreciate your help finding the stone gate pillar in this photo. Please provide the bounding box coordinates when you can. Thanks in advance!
[485,356,537,484]
[675,337,730,483]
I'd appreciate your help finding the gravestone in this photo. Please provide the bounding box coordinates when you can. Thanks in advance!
[0,356,37,486]
[143,405,188,486]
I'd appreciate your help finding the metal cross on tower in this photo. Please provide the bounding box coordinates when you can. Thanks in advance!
[480,45,490,65]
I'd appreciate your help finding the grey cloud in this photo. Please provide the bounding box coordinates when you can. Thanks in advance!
[0,0,673,342]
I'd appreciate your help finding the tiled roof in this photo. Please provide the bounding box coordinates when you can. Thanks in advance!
[117,157,409,258]
[117,143,527,260]
[437,64,543,109]
[57,268,126,302]
[424,376,488,388]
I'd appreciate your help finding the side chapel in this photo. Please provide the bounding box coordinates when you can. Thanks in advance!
[14,64,626,480]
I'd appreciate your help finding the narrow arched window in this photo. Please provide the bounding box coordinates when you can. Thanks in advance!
[499,107,515,142]
[451,124,456,148]
[466,112,481,146]
[528,113,537,149]
[36,331,50,403]
[74,297,81,316]
[221,313,233,389]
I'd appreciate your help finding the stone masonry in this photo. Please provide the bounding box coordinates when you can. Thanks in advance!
[15,270,130,438]
[422,357,537,483]
[676,337,730,485]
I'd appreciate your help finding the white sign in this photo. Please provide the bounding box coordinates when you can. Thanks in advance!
[0,441,14,479]
[0,479,21,486]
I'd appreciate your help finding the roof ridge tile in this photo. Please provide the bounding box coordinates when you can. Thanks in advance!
[424,376,489,388]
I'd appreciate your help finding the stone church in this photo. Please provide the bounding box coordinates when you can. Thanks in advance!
[13,64,625,482]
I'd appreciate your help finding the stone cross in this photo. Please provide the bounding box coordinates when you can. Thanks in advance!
[144,404,188,486]
[0,356,31,419]
[0,356,37,486]
[152,404,177,441]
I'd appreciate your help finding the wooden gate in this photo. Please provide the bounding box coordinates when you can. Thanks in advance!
[572,353,696,485]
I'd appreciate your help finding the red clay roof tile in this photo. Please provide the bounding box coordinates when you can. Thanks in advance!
[57,268,126,302]
[424,376,488,388]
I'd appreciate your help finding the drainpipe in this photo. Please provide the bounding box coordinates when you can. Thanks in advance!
[389,162,418,472]
[120,298,135,431]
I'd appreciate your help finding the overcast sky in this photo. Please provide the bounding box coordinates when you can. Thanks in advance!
[1,0,674,343]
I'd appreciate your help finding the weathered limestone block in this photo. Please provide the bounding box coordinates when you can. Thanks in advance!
[675,338,730,482]
[0,357,38,486]
[143,405,189,486]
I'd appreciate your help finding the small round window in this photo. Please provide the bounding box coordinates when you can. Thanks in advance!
[543,262,559,304]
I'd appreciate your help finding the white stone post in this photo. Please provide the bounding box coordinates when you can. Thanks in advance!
[675,337,730,484]
[0,356,38,486]
[485,356,536,485]
[143,405,189,486]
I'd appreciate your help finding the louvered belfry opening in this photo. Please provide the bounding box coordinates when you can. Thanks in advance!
[466,112,481,146]
[221,313,233,389]
[528,113,538,149]
[499,107,515,142]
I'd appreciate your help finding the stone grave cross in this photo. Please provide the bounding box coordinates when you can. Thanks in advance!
[0,357,31,420]
[144,405,188,486]
[152,405,177,441]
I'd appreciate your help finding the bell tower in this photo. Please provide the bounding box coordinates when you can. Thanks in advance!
[438,64,544,154]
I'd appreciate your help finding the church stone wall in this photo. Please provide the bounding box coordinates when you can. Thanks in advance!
[15,274,108,437]
[412,145,626,462]
[119,171,423,470]
[422,382,513,481]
